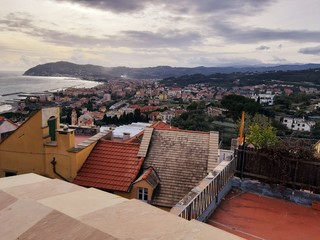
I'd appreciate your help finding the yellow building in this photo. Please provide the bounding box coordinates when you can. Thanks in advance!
[0,107,107,181]
[159,93,168,100]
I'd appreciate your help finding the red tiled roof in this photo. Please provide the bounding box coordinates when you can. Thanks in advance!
[73,140,144,192]
[150,121,207,134]
[150,111,160,117]
[149,121,179,130]
[128,105,141,109]
[141,167,153,180]
[140,106,160,112]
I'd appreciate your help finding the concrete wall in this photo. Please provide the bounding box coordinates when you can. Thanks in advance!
[197,179,233,222]
[233,177,320,206]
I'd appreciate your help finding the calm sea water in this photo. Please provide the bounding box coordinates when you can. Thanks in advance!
[0,71,101,113]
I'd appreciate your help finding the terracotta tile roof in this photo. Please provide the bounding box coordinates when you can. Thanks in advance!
[149,121,179,130]
[73,140,144,192]
[143,129,215,207]
[128,105,141,109]
[134,167,160,189]
[140,106,160,112]
[150,111,160,117]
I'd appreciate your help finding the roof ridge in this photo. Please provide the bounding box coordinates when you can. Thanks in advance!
[99,139,140,146]
[154,128,209,134]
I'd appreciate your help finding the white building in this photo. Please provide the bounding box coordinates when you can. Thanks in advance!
[100,122,152,141]
[251,93,275,106]
[160,111,175,123]
[282,117,315,132]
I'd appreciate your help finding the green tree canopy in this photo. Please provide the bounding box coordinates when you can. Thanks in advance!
[241,113,279,148]
[221,94,263,119]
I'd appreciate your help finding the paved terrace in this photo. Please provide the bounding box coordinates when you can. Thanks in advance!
[207,188,320,240]
[0,174,242,240]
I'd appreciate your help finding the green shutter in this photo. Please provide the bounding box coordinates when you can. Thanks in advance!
[48,117,56,141]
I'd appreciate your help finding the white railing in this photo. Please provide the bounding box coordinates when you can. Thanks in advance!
[170,156,236,220]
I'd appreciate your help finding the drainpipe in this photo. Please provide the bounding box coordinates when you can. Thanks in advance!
[50,157,69,182]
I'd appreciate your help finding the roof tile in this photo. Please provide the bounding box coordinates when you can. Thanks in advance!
[74,140,143,192]
[143,129,212,207]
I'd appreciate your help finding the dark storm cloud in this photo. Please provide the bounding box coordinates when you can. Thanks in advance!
[213,21,320,43]
[53,0,275,15]
[40,29,201,48]
[256,45,270,51]
[0,12,201,48]
[172,0,276,15]
[299,46,320,55]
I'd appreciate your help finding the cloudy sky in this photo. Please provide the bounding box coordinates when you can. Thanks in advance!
[1,0,320,70]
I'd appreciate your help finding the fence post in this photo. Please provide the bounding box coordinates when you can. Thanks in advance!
[293,161,299,189]
[240,137,246,180]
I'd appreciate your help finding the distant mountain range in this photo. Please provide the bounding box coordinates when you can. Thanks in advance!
[24,61,320,80]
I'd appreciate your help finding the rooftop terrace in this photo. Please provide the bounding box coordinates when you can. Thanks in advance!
[0,173,242,240]
[207,188,320,240]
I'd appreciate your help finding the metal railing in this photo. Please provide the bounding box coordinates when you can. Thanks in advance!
[170,156,236,220]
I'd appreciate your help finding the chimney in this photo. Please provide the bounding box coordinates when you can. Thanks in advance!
[207,131,219,172]
[123,132,131,141]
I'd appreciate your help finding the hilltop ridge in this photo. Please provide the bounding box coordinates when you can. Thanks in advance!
[24,61,320,80]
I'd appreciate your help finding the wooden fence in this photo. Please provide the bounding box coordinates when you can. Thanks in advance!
[236,146,320,193]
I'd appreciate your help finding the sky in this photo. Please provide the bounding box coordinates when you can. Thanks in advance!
[1,0,320,71]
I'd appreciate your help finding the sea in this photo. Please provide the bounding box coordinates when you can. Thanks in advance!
[0,71,101,113]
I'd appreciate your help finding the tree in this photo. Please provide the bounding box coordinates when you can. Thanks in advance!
[239,113,279,148]
[221,94,263,119]
[311,121,320,138]
[246,124,279,149]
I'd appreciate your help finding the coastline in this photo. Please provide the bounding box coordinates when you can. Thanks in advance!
[0,74,103,114]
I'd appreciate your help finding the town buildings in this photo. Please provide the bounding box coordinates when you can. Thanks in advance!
[282,117,315,132]
[251,93,275,105]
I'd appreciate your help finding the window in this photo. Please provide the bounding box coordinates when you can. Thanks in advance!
[137,188,148,201]
[5,171,17,177]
